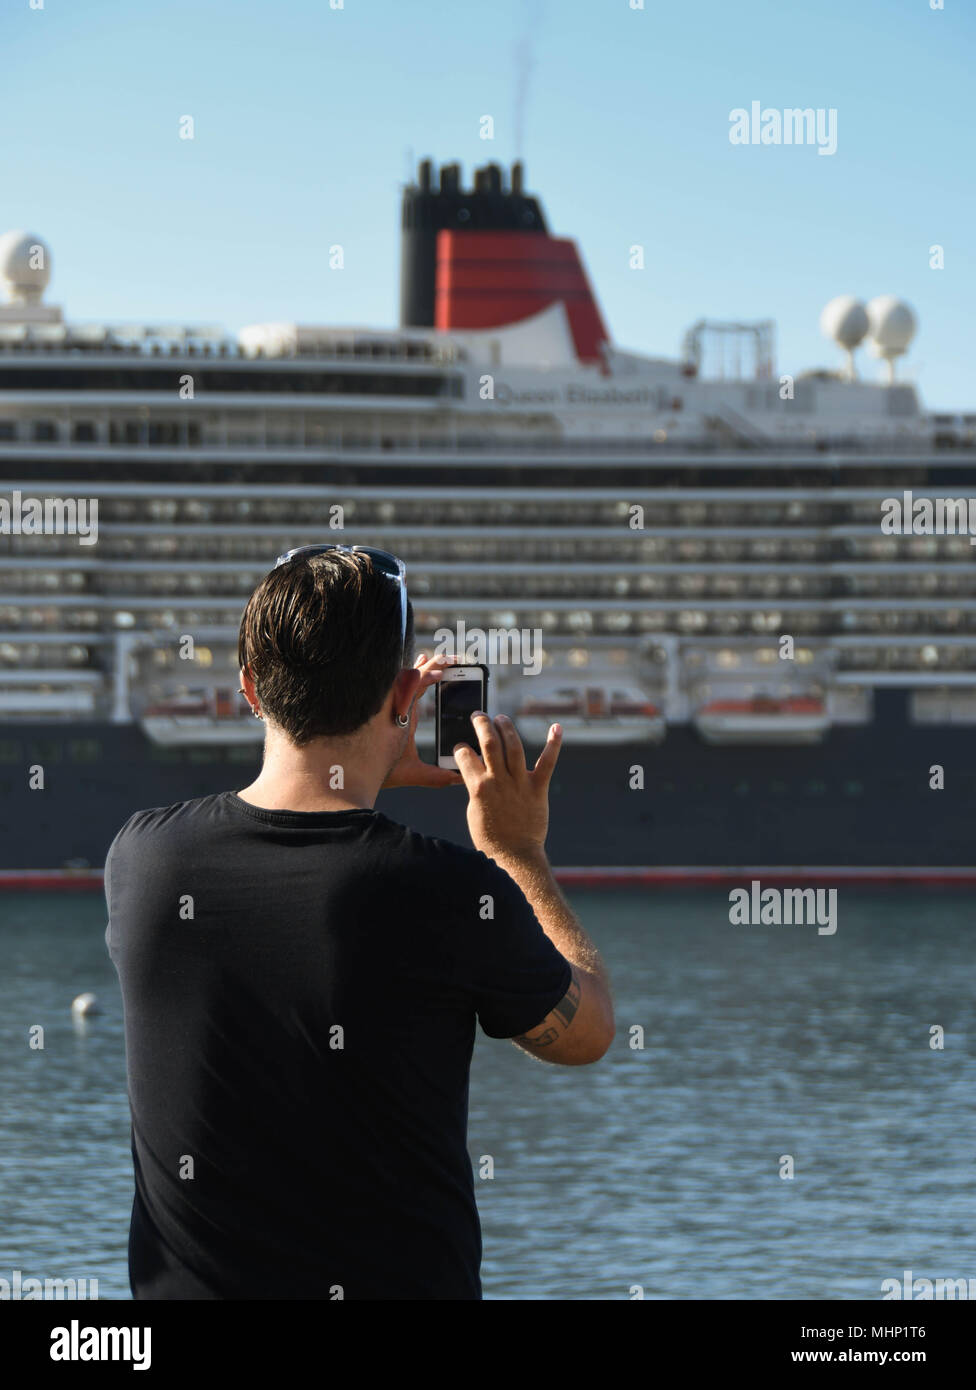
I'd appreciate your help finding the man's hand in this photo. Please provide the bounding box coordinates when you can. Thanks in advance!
[452,712,563,861]
[381,653,463,790]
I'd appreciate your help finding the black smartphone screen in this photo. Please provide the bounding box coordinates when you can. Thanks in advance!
[437,672,486,758]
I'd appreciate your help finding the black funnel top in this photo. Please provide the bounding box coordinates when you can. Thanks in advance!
[399,159,548,328]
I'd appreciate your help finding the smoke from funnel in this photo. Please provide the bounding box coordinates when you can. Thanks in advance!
[513,0,545,159]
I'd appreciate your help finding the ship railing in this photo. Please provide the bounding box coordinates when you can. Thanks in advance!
[0,668,102,683]
[0,427,953,456]
[0,327,465,364]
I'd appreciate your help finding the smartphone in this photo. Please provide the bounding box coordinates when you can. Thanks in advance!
[436,664,489,769]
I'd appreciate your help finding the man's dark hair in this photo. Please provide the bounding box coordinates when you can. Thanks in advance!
[238,550,414,745]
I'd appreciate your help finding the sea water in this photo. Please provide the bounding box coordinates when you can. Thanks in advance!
[2,888,974,1300]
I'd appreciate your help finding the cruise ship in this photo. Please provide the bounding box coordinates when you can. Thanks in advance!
[2,158,976,880]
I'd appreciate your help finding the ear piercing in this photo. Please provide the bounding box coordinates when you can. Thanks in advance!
[239,687,263,719]
[396,713,410,727]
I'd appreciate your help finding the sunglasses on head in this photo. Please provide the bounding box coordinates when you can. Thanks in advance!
[274,544,408,661]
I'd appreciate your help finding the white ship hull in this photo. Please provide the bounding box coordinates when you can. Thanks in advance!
[516,714,667,747]
[695,712,830,746]
[140,717,265,747]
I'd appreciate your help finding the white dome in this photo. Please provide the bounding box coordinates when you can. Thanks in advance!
[0,230,52,303]
[820,295,868,349]
[866,295,916,355]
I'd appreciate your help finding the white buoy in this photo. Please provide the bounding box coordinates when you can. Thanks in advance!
[71,992,100,1018]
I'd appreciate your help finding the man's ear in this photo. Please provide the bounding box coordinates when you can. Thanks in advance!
[393,666,422,717]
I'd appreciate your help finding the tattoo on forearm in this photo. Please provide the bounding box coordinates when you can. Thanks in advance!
[552,973,581,1029]
[514,968,581,1048]
[516,1026,560,1047]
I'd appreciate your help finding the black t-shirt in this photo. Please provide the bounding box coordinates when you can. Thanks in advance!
[104,790,571,1300]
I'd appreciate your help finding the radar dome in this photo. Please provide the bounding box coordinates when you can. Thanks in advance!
[0,230,52,304]
[820,295,869,380]
[820,295,868,349]
[866,295,917,382]
[866,295,916,353]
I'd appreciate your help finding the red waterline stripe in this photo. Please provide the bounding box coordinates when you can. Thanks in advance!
[3,867,976,891]
[0,870,105,891]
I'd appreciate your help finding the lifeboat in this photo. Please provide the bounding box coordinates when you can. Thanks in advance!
[513,682,666,745]
[139,688,265,747]
[694,694,829,745]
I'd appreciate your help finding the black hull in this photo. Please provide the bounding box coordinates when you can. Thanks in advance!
[0,691,970,870]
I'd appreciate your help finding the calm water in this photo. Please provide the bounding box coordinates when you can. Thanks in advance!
[2,888,975,1300]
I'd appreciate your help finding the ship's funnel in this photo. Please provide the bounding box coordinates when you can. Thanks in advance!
[399,159,609,362]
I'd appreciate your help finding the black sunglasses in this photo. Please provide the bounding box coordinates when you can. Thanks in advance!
[274,544,408,660]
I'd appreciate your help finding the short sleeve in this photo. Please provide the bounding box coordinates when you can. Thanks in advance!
[103,826,118,961]
[452,851,573,1040]
[103,811,141,964]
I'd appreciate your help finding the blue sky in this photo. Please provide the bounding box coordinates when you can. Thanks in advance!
[1,0,972,406]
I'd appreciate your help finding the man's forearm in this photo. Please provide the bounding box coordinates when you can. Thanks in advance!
[492,847,610,990]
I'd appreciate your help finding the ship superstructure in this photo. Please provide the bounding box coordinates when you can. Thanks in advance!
[1,161,975,872]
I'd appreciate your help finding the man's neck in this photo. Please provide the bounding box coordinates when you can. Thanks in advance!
[236,732,382,812]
